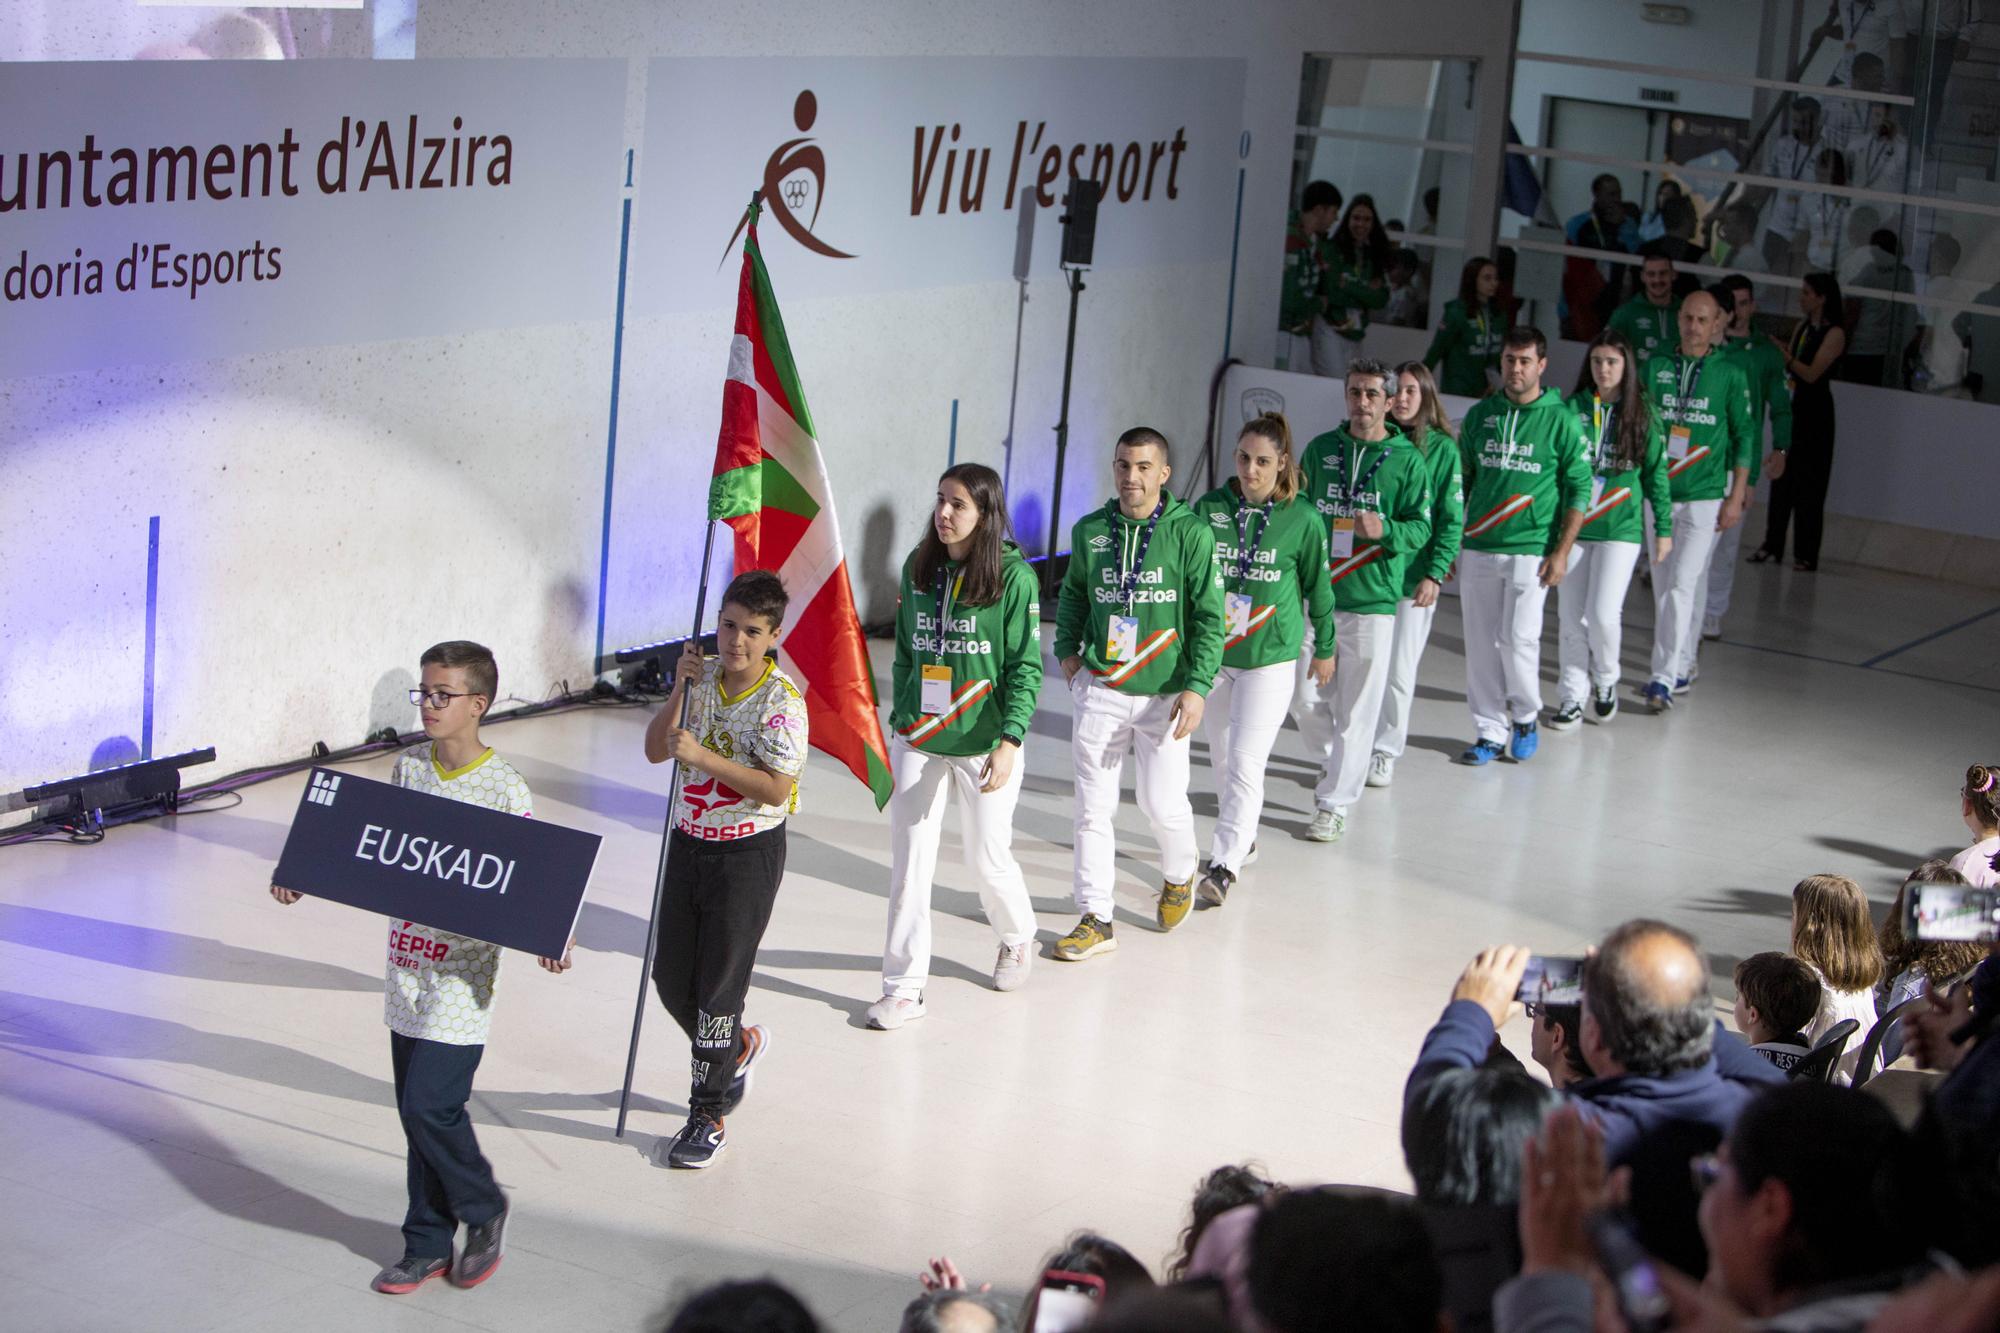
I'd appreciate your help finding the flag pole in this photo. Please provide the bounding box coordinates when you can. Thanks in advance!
[614,194,760,1141]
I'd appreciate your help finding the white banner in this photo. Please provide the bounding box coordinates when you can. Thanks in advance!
[0,59,626,376]
[627,56,1248,313]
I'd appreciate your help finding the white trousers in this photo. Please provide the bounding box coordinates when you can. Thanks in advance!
[1373,596,1438,762]
[1649,498,1721,686]
[1202,661,1295,873]
[1070,676,1196,919]
[1459,551,1549,744]
[1556,540,1641,706]
[1294,612,1394,813]
[1705,513,1744,622]
[882,735,1036,999]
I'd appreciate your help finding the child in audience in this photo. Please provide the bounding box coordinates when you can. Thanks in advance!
[1878,861,1987,1068]
[1950,764,2000,888]
[1790,873,1884,1084]
[1732,951,1821,1075]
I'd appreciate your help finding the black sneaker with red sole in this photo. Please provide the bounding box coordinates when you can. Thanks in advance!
[371,1254,451,1295]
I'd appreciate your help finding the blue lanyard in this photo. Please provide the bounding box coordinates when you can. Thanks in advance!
[1331,431,1392,513]
[1229,492,1275,590]
[1672,356,1706,422]
[1109,499,1164,615]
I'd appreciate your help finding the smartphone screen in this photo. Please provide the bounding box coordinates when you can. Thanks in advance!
[1033,1271,1104,1333]
[1517,954,1585,1006]
[1908,882,2000,943]
[1587,1213,1670,1333]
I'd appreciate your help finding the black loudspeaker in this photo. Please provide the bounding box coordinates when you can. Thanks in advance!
[1060,176,1101,268]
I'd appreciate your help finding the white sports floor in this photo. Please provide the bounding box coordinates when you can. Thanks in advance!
[3,555,1996,1331]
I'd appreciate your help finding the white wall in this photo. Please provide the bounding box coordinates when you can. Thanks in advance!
[0,0,1522,796]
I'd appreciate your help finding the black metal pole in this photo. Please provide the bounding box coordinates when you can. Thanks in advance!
[615,516,720,1139]
[1043,265,1086,601]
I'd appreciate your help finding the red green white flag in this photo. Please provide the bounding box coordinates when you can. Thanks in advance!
[709,205,893,808]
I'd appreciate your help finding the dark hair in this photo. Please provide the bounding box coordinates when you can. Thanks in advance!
[1640,251,1675,273]
[1400,1067,1560,1207]
[1346,356,1397,396]
[1724,200,1760,228]
[897,1290,1009,1333]
[1705,281,1737,314]
[1389,245,1421,276]
[913,462,1011,608]
[1870,228,1900,256]
[1423,185,1440,214]
[1090,1287,1232,1333]
[1966,763,2000,828]
[1247,1187,1443,1333]
[1728,1083,1925,1294]
[721,569,789,631]
[421,640,497,702]
[1017,1231,1154,1328]
[1661,194,1697,235]
[1590,172,1621,197]
[1880,861,1986,990]
[1166,1164,1278,1281]
[1583,919,1714,1075]
[1802,271,1846,325]
[665,1278,820,1333]
[1791,95,1822,120]
[1301,179,1341,213]
[1456,254,1497,311]
[1732,951,1822,1037]
[1932,234,1963,269]
[1719,273,1755,301]
[1333,193,1393,274]
[1573,328,1652,472]
[1503,324,1548,358]
[1815,146,1849,185]
[1116,425,1171,465]
[1544,1002,1592,1081]
[1852,51,1885,76]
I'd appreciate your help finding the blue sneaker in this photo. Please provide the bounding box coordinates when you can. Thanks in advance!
[1509,721,1539,761]
[1458,739,1504,766]
[1674,662,1700,695]
[1644,681,1674,713]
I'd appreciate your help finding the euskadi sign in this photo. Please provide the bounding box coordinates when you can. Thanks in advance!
[272,768,600,958]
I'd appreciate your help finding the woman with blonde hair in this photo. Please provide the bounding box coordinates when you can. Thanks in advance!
[1790,873,1884,1084]
[1191,414,1336,906]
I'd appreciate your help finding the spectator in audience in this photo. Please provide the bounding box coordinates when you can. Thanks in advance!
[898,1290,1006,1333]
[1878,861,1982,1067]
[1087,1287,1232,1332]
[1710,201,1770,276]
[1408,926,1783,1275]
[1423,255,1505,397]
[1731,951,1822,1074]
[1403,1067,1559,1333]
[1823,52,1888,160]
[1842,228,1917,386]
[664,1278,821,1333]
[1950,763,2000,886]
[1280,180,1342,374]
[1608,252,1682,363]
[1185,1201,1263,1329]
[1641,195,1704,296]
[1317,193,1392,377]
[1790,873,1884,1083]
[1952,274,2000,404]
[1165,1164,1278,1282]
[1852,100,1912,194]
[1836,205,1883,285]
[1529,1001,1591,1089]
[1915,234,1976,396]
[1247,1187,1445,1333]
[1384,246,1428,328]
[1894,0,1980,135]
[1798,147,1851,273]
[1562,173,1636,340]
[1819,1,1896,88]
[1638,179,1684,244]
[1497,1084,1931,1333]
[1016,1232,1154,1329]
[1753,98,1824,273]
[1907,939,2000,1264]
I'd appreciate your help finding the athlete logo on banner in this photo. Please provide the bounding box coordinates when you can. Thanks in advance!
[726,90,857,261]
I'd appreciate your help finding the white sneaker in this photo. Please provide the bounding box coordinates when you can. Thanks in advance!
[865,995,927,1030]
[993,942,1032,992]
[1366,753,1394,788]
[1306,808,1346,842]
[1702,615,1722,641]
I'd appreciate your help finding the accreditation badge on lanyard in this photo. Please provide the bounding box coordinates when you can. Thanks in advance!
[1327,436,1387,560]
[1225,495,1272,636]
[920,567,962,714]
[1667,358,1702,461]
[1106,499,1163,662]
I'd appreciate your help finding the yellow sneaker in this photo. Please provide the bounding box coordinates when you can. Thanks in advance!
[1156,877,1194,931]
[1053,914,1116,961]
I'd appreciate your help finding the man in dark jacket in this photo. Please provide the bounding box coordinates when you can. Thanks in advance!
[1406,920,1783,1273]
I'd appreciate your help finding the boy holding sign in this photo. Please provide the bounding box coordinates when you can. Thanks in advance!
[643,569,808,1169]
[270,639,572,1297]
